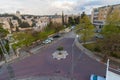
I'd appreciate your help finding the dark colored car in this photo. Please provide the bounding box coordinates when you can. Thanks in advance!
[53,34,61,38]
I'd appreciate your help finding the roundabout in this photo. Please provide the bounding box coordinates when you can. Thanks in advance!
[52,51,68,60]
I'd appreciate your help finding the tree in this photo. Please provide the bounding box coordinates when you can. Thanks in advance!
[21,15,25,20]
[0,39,10,60]
[76,14,94,43]
[81,12,86,19]
[31,22,36,27]
[16,26,19,32]
[62,11,65,25]
[9,19,14,33]
[0,25,9,60]
[12,15,22,24]
[46,22,64,33]
[99,10,120,60]
[74,16,80,24]
[19,22,31,28]
[68,17,75,26]
[0,25,9,38]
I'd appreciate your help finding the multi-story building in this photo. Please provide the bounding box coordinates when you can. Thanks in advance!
[33,17,50,31]
[51,15,63,24]
[50,12,68,25]
[0,17,13,33]
[91,4,120,32]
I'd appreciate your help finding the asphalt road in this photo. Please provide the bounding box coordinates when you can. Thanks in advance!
[0,32,106,80]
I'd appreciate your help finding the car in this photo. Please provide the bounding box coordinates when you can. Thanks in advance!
[71,26,75,29]
[53,34,61,38]
[48,37,53,41]
[95,34,104,39]
[90,74,105,80]
[42,39,52,44]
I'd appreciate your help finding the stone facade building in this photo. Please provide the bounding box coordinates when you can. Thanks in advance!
[91,4,120,32]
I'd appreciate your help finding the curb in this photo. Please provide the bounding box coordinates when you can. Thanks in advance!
[74,38,120,73]
[14,76,72,80]
[74,38,101,62]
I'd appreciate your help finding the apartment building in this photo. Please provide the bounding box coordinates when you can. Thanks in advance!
[0,17,13,33]
[33,17,50,31]
[51,15,63,24]
[91,4,120,32]
[50,12,68,25]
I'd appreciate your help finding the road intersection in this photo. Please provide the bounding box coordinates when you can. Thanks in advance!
[0,32,106,80]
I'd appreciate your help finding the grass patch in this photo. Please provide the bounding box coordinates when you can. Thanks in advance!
[12,25,63,50]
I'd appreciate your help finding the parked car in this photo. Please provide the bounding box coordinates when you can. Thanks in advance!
[48,37,54,41]
[53,34,61,38]
[95,34,104,39]
[90,74,105,80]
[71,26,75,30]
[42,39,51,44]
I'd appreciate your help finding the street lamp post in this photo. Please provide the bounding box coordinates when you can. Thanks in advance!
[71,35,79,80]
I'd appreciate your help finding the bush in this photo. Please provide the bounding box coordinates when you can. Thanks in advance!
[57,46,64,51]
[94,45,101,52]
[19,22,31,28]
[111,52,120,58]
[5,40,10,53]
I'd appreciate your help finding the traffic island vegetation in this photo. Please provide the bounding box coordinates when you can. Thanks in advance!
[57,46,64,51]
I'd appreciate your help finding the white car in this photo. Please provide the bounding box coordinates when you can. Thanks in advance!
[90,74,105,80]
[48,37,53,41]
[42,39,51,44]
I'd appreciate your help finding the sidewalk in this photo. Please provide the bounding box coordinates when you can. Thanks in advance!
[75,38,120,73]
[75,39,101,62]
[2,33,65,64]
[14,76,72,80]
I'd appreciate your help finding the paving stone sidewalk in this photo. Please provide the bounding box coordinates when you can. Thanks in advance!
[14,76,72,80]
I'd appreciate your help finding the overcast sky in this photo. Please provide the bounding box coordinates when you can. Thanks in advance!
[0,0,120,15]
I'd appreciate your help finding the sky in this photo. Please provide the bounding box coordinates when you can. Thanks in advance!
[0,0,120,15]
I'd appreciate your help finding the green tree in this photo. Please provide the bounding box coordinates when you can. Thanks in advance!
[9,19,14,33]
[12,15,22,24]
[46,22,64,33]
[62,11,65,25]
[0,25,9,59]
[16,26,19,32]
[19,22,31,28]
[81,12,86,19]
[0,25,9,38]
[68,17,75,26]
[74,16,80,24]
[99,10,120,60]
[31,22,36,27]
[76,14,94,43]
